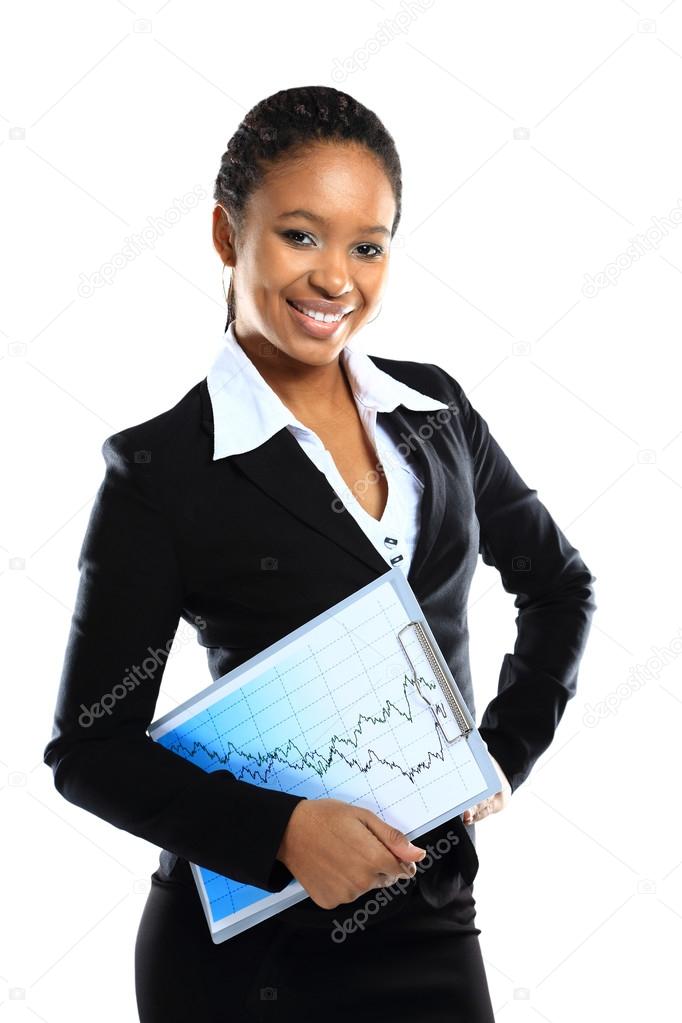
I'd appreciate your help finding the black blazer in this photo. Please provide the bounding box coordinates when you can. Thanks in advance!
[43,355,596,914]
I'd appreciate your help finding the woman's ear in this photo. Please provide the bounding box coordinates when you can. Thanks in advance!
[212,204,237,268]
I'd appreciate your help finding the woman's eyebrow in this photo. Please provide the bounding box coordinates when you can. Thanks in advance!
[276,208,390,238]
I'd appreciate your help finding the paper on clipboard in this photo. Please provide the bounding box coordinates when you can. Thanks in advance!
[148,566,501,943]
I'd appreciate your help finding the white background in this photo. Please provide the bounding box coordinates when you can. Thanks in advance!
[2,0,680,1019]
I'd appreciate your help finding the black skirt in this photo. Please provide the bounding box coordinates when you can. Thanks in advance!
[134,856,495,1022]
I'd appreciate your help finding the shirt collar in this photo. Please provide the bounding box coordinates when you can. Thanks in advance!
[206,321,449,460]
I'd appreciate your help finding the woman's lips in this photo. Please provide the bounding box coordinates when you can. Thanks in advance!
[286,299,353,339]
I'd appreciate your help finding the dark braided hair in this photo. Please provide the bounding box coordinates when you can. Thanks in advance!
[213,85,402,330]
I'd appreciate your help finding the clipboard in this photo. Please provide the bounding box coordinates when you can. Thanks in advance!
[148,565,501,943]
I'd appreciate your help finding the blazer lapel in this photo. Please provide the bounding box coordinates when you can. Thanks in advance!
[199,378,447,590]
[384,405,448,589]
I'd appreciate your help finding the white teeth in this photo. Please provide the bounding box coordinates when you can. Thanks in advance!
[290,300,350,323]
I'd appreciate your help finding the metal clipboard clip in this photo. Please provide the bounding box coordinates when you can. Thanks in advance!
[397,620,471,746]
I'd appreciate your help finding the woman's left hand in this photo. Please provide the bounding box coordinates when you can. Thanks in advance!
[461,753,512,824]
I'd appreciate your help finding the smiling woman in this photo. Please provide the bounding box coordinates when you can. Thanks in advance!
[212,130,397,372]
[144,84,500,1021]
[44,82,595,1023]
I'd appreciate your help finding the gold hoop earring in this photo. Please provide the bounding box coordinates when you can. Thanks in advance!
[221,262,230,303]
[367,302,383,324]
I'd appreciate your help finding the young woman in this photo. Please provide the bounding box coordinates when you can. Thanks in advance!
[44,85,596,1022]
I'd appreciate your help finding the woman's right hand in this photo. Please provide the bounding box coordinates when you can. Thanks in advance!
[275,798,427,910]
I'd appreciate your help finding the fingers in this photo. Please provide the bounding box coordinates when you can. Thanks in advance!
[462,795,496,825]
[355,815,424,881]
[398,859,417,878]
[375,873,399,888]
[374,859,417,889]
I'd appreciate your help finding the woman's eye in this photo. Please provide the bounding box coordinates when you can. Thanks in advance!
[280,230,384,259]
[356,243,384,259]
[281,230,313,246]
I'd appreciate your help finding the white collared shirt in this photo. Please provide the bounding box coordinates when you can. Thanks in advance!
[206,322,449,577]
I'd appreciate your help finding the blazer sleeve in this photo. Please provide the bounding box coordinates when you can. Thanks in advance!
[450,374,597,794]
[42,434,307,892]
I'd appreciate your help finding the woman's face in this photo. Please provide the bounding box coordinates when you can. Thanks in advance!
[212,141,396,367]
